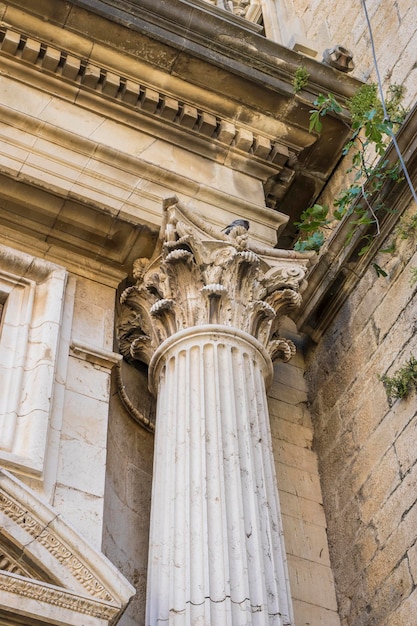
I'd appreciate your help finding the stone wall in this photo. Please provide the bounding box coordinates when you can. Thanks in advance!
[270,330,341,626]
[0,245,119,550]
[286,2,417,623]
[102,374,154,626]
[292,0,417,106]
[305,198,417,625]
[50,274,118,550]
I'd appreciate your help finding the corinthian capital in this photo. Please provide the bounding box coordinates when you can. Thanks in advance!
[117,197,313,365]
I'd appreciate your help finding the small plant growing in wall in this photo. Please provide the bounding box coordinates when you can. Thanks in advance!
[410,268,417,286]
[395,211,417,241]
[379,356,417,403]
[294,83,408,271]
[293,66,310,94]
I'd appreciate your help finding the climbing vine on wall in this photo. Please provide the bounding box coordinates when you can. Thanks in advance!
[294,83,408,274]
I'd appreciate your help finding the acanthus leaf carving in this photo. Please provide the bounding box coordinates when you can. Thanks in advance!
[117,196,313,376]
[269,338,297,362]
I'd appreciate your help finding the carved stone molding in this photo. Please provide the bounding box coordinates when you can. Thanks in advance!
[117,196,313,378]
[70,341,122,370]
[0,572,119,620]
[0,24,294,174]
[0,469,135,624]
[0,490,114,602]
[0,548,32,578]
[115,359,156,432]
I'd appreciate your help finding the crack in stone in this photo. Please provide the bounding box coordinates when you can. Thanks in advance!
[188,595,250,607]
[22,512,60,549]
[169,596,277,611]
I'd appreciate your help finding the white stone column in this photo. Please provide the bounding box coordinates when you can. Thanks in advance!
[147,326,291,625]
[117,198,313,626]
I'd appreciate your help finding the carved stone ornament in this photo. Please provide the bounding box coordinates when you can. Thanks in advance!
[0,490,114,602]
[117,196,313,383]
[0,469,135,625]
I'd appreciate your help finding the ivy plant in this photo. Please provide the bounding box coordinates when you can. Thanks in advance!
[294,83,408,272]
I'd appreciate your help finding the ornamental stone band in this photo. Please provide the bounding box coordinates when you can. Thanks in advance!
[117,197,313,625]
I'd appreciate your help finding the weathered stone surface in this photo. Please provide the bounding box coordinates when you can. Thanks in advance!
[306,221,417,623]
[102,378,154,626]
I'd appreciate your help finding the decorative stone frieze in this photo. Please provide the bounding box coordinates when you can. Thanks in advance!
[0,548,32,578]
[0,489,114,602]
[118,196,310,376]
[0,469,135,624]
[0,573,119,621]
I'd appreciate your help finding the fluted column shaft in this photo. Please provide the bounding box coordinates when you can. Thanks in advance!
[146,325,293,626]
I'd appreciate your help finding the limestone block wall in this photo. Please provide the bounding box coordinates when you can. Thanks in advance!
[304,199,417,625]
[292,0,417,107]
[102,375,154,626]
[270,333,340,626]
[50,274,119,550]
[0,244,121,551]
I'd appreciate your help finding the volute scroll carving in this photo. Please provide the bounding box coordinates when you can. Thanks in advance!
[117,197,313,375]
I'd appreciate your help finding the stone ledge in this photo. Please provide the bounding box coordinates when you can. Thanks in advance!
[70,341,122,369]
[1,0,362,234]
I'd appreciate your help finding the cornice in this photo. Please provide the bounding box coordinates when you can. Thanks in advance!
[0,488,115,602]
[0,572,119,621]
[0,22,313,183]
[70,340,123,369]
[0,0,362,240]
[60,0,359,103]
[0,469,135,613]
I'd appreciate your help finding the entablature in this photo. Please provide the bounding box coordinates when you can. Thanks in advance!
[0,0,362,248]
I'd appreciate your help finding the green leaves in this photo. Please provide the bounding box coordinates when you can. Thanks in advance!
[309,110,323,133]
[380,356,417,402]
[294,231,325,252]
[309,93,342,133]
[293,66,310,94]
[372,262,388,277]
[296,204,331,230]
[295,83,408,270]
[294,204,330,252]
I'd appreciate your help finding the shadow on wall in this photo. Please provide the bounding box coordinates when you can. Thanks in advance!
[102,369,155,626]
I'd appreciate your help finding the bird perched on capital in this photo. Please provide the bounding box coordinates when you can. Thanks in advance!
[221,219,250,235]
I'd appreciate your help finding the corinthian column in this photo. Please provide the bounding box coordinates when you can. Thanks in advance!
[117,198,312,626]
